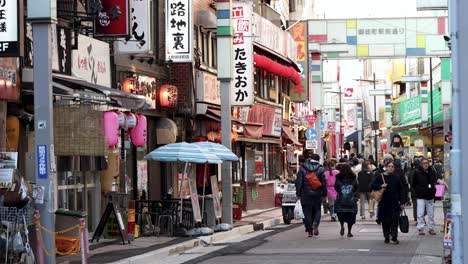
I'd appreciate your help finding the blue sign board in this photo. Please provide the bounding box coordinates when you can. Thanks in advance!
[37,145,48,179]
[305,128,318,140]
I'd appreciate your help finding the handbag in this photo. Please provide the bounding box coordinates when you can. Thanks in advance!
[435,184,445,198]
[399,209,409,233]
[370,174,386,202]
[294,200,304,220]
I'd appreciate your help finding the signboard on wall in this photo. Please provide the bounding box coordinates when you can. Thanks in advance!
[196,71,220,105]
[0,0,19,57]
[166,0,193,62]
[308,17,450,58]
[247,103,282,137]
[290,22,308,102]
[231,1,254,106]
[72,34,111,87]
[94,0,130,37]
[0,58,19,101]
[400,95,422,124]
[117,0,152,53]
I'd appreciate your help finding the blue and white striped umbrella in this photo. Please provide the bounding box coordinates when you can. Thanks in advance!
[144,142,223,164]
[191,142,239,161]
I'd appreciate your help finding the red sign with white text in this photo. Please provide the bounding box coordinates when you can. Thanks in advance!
[247,103,282,137]
[344,87,354,97]
[95,0,130,36]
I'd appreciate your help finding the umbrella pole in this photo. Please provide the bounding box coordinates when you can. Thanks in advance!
[179,162,189,225]
[201,163,207,222]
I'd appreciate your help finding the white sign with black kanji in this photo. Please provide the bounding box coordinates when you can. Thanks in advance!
[0,0,19,57]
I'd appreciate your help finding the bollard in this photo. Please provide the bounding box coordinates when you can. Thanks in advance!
[80,218,89,264]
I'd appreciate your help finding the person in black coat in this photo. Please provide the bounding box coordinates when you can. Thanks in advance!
[296,154,327,237]
[335,163,359,237]
[412,158,439,235]
[357,160,376,219]
[371,161,408,244]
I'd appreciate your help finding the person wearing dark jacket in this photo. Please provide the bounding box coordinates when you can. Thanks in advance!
[407,158,421,221]
[357,160,375,219]
[335,163,359,237]
[296,154,327,237]
[412,158,438,235]
[371,161,408,244]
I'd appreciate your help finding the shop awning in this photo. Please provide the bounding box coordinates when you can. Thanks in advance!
[282,126,302,146]
[392,119,422,131]
[53,74,147,110]
[345,130,360,142]
[254,54,301,85]
[236,136,281,144]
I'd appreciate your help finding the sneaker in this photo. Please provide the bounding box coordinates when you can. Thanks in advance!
[340,227,345,236]
[370,212,375,218]
[361,216,366,220]
[347,233,354,238]
[391,237,399,244]
[331,216,337,222]
[429,229,437,235]
[418,230,426,235]
[313,224,319,236]
[308,231,313,237]
[384,238,390,243]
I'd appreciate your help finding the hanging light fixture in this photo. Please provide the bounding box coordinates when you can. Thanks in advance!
[159,85,178,108]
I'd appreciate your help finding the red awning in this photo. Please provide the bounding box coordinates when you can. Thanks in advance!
[254,54,302,85]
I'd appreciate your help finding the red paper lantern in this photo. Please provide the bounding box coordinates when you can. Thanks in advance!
[159,85,177,108]
[122,78,135,93]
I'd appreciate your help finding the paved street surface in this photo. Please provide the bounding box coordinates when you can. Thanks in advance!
[161,204,445,264]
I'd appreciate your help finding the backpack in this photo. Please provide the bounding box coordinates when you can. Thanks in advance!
[339,182,355,206]
[305,171,322,190]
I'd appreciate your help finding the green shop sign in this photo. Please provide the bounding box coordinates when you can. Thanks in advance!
[400,96,421,124]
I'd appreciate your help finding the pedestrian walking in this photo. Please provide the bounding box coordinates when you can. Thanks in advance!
[351,157,362,175]
[357,160,376,219]
[335,163,359,238]
[412,157,439,235]
[407,158,421,222]
[295,154,327,237]
[371,161,408,244]
[324,159,339,221]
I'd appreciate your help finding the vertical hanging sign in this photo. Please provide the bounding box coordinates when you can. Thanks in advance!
[231,1,254,106]
[290,22,308,102]
[0,0,19,57]
[117,0,152,53]
[166,0,192,62]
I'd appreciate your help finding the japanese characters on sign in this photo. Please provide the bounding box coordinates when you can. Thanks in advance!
[37,145,48,179]
[72,34,111,87]
[232,1,254,106]
[357,27,404,35]
[94,0,130,37]
[247,103,282,137]
[117,0,152,53]
[0,0,19,57]
[166,0,192,62]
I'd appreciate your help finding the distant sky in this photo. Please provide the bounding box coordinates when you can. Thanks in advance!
[314,0,418,19]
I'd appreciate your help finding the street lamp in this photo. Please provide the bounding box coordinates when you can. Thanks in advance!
[354,73,385,163]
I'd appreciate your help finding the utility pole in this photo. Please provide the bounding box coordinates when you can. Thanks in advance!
[429,58,435,157]
[217,0,233,224]
[451,0,465,261]
[28,0,57,262]
[373,73,378,162]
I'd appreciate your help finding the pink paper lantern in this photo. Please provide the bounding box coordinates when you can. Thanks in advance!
[131,114,147,147]
[103,111,119,148]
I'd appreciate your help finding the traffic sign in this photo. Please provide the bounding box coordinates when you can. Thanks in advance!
[305,128,318,140]
[305,140,318,150]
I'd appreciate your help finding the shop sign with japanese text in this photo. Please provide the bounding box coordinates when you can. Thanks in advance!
[117,0,152,53]
[232,1,254,106]
[166,0,192,62]
[72,34,111,87]
[94,0,130,37]
[247,103,282,137]
[0,0,19,57]
[290,22,308,102]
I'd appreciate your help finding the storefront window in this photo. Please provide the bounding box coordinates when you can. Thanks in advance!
[268,144,282,181]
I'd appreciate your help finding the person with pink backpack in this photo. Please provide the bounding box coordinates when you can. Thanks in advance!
[324,159,339,221]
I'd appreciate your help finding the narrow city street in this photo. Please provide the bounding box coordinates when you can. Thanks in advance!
[156,205,444,264]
